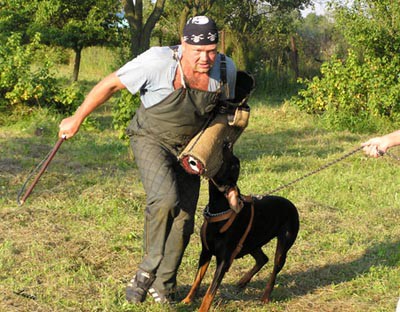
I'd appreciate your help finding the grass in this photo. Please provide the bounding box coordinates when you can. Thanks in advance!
[1,47,400,311]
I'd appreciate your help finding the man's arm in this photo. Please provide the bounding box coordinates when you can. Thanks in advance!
[361,130,400,157]
[58,72,126,139]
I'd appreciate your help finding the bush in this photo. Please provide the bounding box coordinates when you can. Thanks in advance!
[112,89,140,139]
[0,32,83,115]
[291,50,400,132]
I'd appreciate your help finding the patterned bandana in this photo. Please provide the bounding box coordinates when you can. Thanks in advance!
[183,16,219,45]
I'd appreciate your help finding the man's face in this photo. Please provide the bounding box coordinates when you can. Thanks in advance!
[182,41,218,73]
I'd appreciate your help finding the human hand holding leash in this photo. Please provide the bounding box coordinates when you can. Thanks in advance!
[361,130,400,158]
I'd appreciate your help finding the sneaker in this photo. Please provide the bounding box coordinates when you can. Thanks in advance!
[148,286,174,304]
[126,269,155,303]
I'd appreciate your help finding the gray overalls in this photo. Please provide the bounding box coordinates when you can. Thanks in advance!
[126,49,226,296]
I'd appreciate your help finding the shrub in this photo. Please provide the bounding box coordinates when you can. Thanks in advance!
[291,50,400,132]
[112,89,140,139]
[0,32,83,115]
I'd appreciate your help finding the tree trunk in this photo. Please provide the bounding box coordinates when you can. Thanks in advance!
[179,6,190,36]
[72,47,82,82]
[290,35,299,79]
[178,1,217,37]
[123,0,166,58]
[220,30,225,54]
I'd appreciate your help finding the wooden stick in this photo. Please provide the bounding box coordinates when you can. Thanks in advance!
[19,136,65,205]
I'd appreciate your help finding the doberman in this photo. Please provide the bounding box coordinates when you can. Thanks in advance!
[182,145,300,311]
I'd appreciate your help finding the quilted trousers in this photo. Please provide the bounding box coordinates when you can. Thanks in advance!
[130,135,200,296]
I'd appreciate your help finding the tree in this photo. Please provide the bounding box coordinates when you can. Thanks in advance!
[154,0,218,48]
[0,33,83,114]
[213,0,310,71]
[296,12,345,77]
[177,0,217,35]
[0,0,35,43]
[30,0,123,81]
[292,0,400,131]
[122,0,166,57]
[334,0,400,59]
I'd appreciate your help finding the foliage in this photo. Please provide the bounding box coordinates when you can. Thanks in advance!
[0,33,83,114]
[334,0,400,59]
[292,0,400,131]
[207,0,312,94]
[155,0,217,47]
[0,0,124,82]
[292,50,400,132]
[122,0,166,58]
[29,0,123,81]
[31,0,123,49]
[0,0,35,43]
[112,90,141,139]
[295,13,347,77]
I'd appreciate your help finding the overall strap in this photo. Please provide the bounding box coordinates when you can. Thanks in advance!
[219,53,230,98]
[171,46,187,89]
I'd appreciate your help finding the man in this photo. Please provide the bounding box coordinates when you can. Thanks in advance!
[362,130,400,157]
[58,16,236,303]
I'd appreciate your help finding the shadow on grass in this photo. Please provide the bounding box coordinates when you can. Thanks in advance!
[177,239,400,308]
[275,239,400,300]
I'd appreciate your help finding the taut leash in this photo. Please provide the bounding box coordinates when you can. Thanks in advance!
[17,135,66,206]
[263,146,400,196]
[386,151,400,161]
[264,146,364,196]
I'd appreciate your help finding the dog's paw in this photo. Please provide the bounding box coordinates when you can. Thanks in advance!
[181,297,192,304]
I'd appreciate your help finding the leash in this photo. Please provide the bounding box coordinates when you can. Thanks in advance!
[386,151,400,161]
[17,135,66,206]
[14,289,37,300]
[264,146,363,196]
[263,146,400,196]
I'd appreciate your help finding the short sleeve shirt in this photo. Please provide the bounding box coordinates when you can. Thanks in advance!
[116,45,236,108]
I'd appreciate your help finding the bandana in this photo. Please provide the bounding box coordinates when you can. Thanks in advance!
[183,16,219,45]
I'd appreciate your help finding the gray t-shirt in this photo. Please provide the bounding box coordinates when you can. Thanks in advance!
[116,45,236,108]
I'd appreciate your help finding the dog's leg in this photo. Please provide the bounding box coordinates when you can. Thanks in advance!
[261,229,296,303]
[237,248,269,288]
[198,259,230,312]
[182,250,212,304]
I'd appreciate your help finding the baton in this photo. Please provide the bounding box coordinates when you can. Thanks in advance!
[17,135,66,206]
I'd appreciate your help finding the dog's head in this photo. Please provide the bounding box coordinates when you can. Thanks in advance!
[211,144,242,212]
[213,144,240,186]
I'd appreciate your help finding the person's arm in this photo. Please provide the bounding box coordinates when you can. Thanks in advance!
[58,72,125,139]
[361,130,400,157]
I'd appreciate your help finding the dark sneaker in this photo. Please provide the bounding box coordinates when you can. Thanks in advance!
[126,269,155,303]
[148,286,174,304]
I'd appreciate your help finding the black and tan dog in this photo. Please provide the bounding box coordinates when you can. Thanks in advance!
[182,146,300,312]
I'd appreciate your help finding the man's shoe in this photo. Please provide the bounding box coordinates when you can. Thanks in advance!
[126,270,155,303]
[148,285,176,304]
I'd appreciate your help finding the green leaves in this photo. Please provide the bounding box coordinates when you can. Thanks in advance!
[112,90,140,139]
[0,33,83,114]
[292,0,400,132]
[292,50,400,132]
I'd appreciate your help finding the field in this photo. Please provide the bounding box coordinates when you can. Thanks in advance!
[1,47,399,312]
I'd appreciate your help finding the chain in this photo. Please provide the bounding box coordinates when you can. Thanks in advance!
[264,146,364,196]
[386,151,400,161]
[203,204,231,218]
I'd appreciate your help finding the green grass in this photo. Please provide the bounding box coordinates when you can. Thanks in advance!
[54,46,119,82]
[1,47,400,311]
